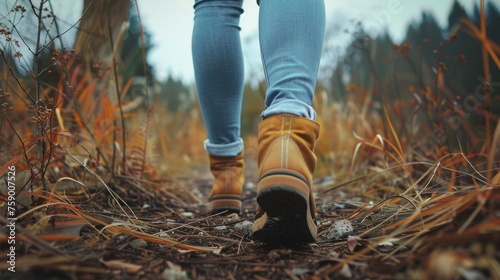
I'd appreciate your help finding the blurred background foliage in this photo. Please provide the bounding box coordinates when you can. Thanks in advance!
[150,0,500,173]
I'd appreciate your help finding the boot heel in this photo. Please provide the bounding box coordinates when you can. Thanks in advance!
[252,174,317,244]
[208,195,242,215]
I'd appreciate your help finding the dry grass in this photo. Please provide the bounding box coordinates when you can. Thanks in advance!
[1,71,498,278]
[1,0,499,279]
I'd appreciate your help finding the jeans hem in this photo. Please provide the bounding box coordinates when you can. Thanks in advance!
[204,138,244,157]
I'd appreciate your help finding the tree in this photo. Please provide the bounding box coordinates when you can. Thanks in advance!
[447,0,468,33]
[160,75,190,112]
[73,0,130,71]
[403,12,444,83]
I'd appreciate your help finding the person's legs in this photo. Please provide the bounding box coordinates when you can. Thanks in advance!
[192,0,245,214]
[252,0,325,244]
[258,0,325,121]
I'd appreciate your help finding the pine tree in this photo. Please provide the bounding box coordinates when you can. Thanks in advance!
[448,0,468,33]
[161,75,190,112]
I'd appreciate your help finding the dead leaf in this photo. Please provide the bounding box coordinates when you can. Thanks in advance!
[347,235,362,252]
[338,264,352,278]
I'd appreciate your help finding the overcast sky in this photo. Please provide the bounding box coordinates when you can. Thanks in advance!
[138,0,477,83]
[0,0,479,84]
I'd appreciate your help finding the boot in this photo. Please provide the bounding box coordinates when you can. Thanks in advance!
[208,153,244,215]
[252,114,319,244]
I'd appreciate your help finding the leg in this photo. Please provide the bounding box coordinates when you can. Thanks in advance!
[252,0,325,244]
[192,0,245,214]
[259,0,325,120]
[192,0,245,156]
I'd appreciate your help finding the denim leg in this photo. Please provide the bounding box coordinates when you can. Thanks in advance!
[259,0,325,120]
[192,0,245,156]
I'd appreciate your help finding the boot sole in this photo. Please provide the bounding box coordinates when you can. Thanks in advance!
[208,195,242,215]
[252,173,317,244]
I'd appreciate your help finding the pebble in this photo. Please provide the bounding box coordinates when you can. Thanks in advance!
[181,212,194,218]
[214,225,227,231]
[234,220,253,236]
[162,268,188,280]
[327,219,354,240]
[129,239,148,249]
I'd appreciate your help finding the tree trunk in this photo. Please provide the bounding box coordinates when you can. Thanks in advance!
[73,0,130,70]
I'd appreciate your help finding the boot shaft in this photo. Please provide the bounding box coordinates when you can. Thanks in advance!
[207,153,244,214]
[257,114,320,186]
[209,153,244,195]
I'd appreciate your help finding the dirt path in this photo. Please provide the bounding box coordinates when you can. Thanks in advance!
[2,158,499,279]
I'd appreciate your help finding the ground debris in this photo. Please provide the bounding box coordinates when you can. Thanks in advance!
[3,170,500,280]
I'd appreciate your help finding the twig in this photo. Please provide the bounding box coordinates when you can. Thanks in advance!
[106,4,126,175]
[31,0,48,194]
[0,49,35,104]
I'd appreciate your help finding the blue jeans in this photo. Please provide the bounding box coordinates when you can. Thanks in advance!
[192,0,325,157]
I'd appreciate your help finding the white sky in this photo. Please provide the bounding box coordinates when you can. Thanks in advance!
[138,0,477,83]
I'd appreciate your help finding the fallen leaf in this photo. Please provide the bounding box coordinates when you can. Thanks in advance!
[338,264,352,278]
[347,235,362,252]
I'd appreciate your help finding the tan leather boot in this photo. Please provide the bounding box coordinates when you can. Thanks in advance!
[252,114,319,244]
[208,153,244,215]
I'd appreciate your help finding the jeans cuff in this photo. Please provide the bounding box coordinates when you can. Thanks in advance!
[204,138,244,157]
[261,100,317,120]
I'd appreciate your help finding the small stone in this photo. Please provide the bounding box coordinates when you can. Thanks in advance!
[292,268,311,277]
[162,261,189,280]
[214,225,227,231]
[245,182,256,190]
[327,219,353,240]
[162,268,189,280]
[117,234,127,241]
[129,239,148,248]
[181,212,194,218]
[234,220,253,236]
